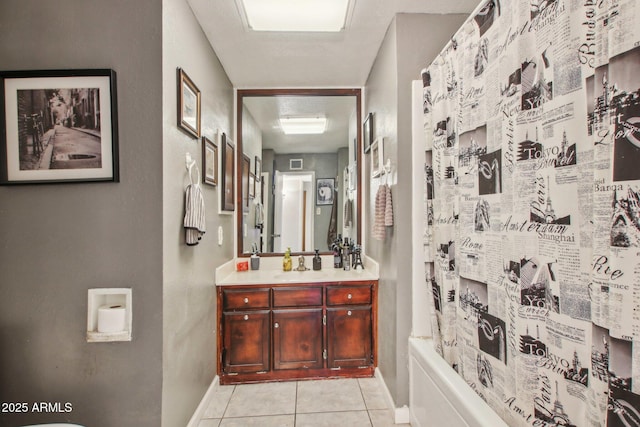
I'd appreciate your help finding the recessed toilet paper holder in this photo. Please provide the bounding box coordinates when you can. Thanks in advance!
[87,288,132,342]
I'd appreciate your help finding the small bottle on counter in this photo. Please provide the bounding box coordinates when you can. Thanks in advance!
[313,249,322,271]
[251,253,260,270]
[283,247,292,272]
[333,238,342,268]
[342,238,351,271]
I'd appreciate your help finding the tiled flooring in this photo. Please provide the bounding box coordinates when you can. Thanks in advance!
[198,377,411,427]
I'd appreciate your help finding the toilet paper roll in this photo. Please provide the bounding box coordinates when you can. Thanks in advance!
[97,305,126,333]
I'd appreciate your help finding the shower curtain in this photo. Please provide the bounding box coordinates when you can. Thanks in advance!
[421,1,640,426]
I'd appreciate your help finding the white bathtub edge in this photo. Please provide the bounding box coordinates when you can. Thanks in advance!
[374,367,411,424]
[409,337,508,427]
[186,375,219,427]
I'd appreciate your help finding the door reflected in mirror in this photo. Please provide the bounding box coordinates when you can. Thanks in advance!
[237,89,362,256]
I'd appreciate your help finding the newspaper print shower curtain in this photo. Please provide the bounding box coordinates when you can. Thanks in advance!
[421,0,640,426]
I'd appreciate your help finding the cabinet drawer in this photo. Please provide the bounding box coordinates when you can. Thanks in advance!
[326,286,371,305]
[273,287,323,307]
[223,288,270,310]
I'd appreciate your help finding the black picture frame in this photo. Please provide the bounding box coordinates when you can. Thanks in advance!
[177,68,200,138]
[242,154,251,212]
[363,112,373,154]
[0,68,119,184]
[221,133,235,211]
[202,136,217,186]
[316,178,335,206]
[254,156,262,182]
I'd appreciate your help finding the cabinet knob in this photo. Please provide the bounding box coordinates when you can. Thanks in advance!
[347,293,352,299]
[348,310,352,316]
[274,322,279,328]
[244,315,249,320]
[244,297,249,304]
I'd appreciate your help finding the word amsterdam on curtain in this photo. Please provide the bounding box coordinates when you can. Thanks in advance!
[421,0,640,426]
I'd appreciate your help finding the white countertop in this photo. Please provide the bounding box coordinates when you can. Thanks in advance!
[215,255,379,286]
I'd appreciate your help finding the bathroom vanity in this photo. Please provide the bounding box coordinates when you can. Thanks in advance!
[216,265,378,385]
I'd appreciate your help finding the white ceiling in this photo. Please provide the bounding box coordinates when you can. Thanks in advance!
[243,95,357,153]
[187,0,480,88]
[187,0,479,154]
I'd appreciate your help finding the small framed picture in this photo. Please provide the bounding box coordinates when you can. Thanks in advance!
[363,112,373,153]
[220,133,234,211]
[348,164,356,190]
[316,178,335,206]
[371,137,384,178]
[249,173,255,198]
[202,136,217,186]
[254,156,262,182]
[242,154,251,211]
[177,68,200,138]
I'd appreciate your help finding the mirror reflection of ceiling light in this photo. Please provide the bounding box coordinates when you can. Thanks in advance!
[279,117,327,134]
[237,0,353,32]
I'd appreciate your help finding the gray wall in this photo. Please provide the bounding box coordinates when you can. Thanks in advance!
[365,13,467,407]
[162,0,235,426]
[274,153,340,251]
[0,1,164,426]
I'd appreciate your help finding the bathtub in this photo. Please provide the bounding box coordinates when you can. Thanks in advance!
[409,337,508,427]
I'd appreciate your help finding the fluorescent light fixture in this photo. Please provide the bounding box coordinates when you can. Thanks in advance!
[239,0,352,32]
[279,117,327,134]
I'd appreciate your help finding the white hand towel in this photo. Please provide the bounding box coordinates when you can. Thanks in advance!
[184,184,206,245]
[373,184,387,240]
[384,184,394,227]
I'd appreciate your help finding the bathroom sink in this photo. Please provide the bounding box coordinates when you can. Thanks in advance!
[272,269,339,281]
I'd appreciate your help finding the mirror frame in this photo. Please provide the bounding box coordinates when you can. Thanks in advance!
[236,88,362,257]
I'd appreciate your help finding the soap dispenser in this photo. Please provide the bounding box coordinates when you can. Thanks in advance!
[283,247,292,272]
[313,249,322,271]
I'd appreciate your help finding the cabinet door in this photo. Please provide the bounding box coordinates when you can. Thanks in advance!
[326,306,372,368]
[273,308,324,370]
[222,310,270,374]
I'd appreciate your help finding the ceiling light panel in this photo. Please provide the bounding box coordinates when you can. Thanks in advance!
[279,117,327,134]
[240,0,351,32]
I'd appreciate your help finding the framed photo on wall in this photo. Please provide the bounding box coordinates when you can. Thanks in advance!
[371,137,384,178]
[202,136,217,186]
[177,68,200,138]
[249,173,255,198]
[254,156,262,182]
[220,133,235,211]
[0,69,119,184]
[242,154,250,212]
[316,178,335,206]
[363,112,373,154]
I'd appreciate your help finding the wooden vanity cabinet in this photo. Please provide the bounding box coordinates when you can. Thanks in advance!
[217,280,377,384]
[326,285,373,369]
[220,288,271,374]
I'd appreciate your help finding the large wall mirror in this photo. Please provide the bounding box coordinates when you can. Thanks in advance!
[236,89,362,257]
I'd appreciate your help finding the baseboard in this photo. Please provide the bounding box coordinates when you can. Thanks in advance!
[186,375,219,427]
[374,367,411,424]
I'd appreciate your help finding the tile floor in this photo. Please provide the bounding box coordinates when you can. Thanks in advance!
[198,377,411,427]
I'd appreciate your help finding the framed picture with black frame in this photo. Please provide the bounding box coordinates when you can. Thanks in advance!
[202,135,217,186]
[242,154,250,212]
[177,68,200,138]
[0,68,119,184]
[254,156,262,182]
[316,178,335,206]
[220,133,234,212]
[363,112,373,154]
